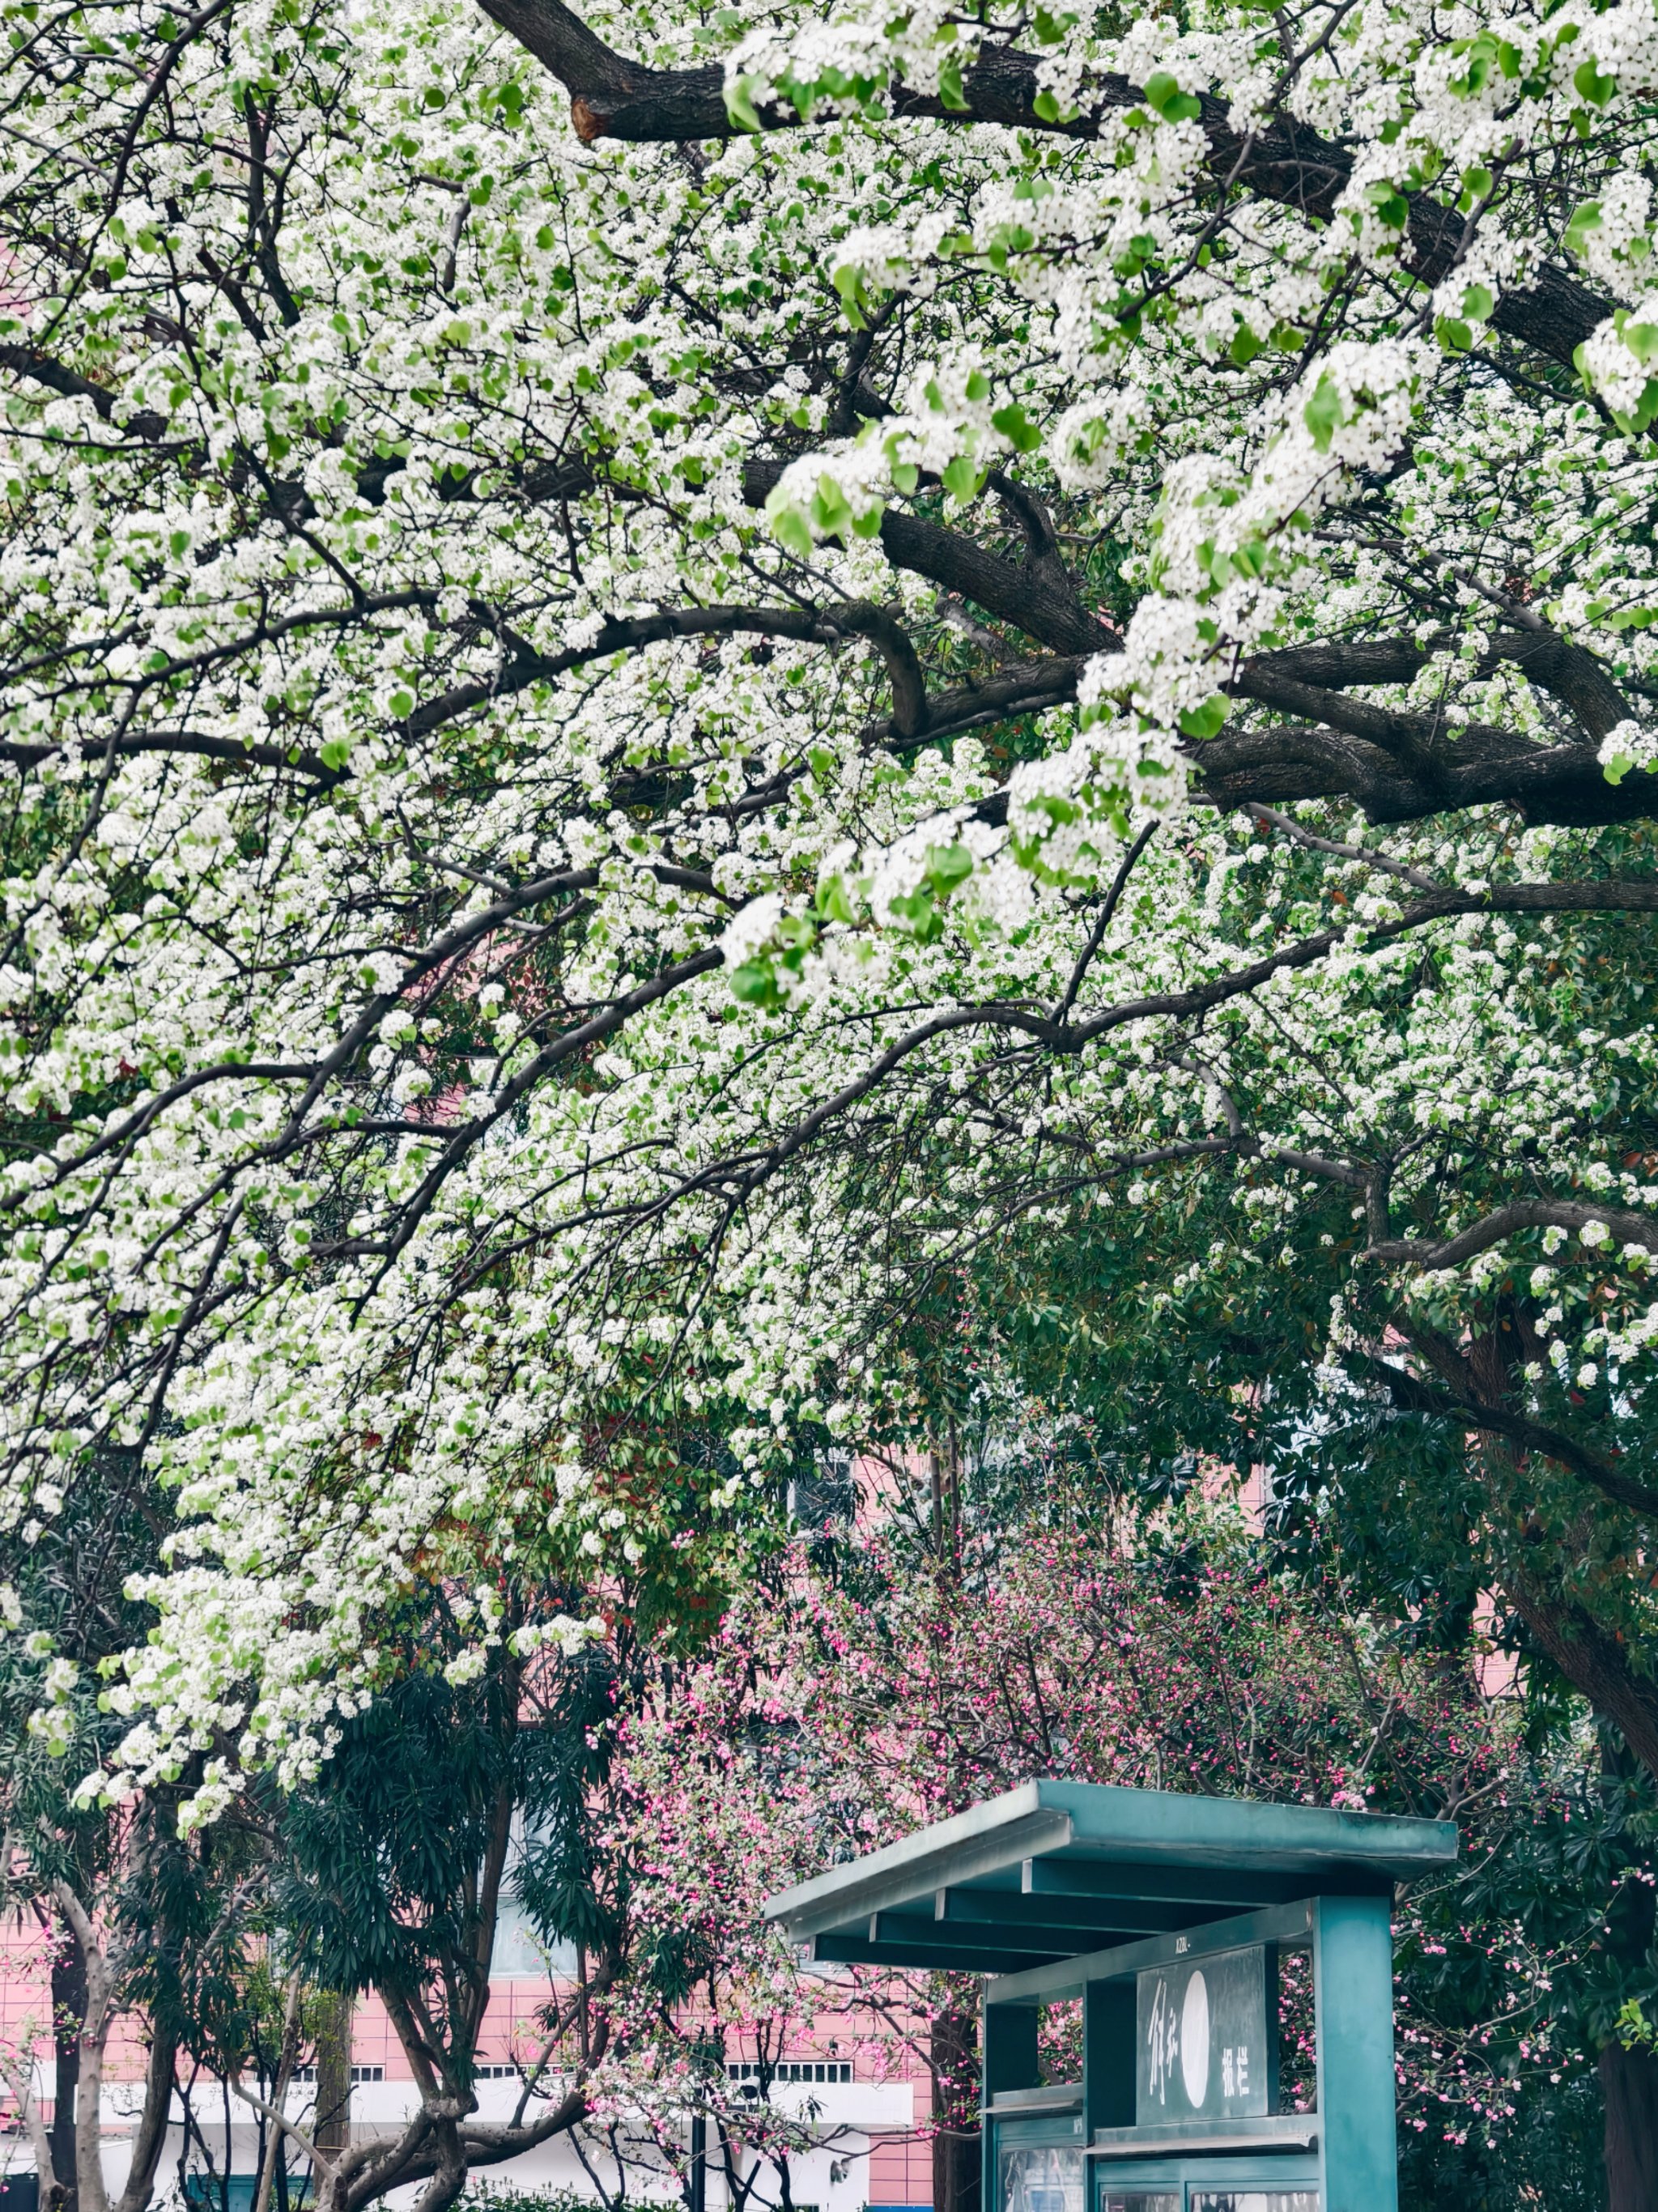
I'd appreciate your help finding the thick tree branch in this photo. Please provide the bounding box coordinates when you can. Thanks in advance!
[1368,1198,1658,1270]
[484,6,1619,381]
[1,346,169,440]
[740,457,1111,657]
[0,729,343,785]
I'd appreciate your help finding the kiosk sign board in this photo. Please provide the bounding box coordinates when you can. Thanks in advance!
[1136,1945,1269,2126]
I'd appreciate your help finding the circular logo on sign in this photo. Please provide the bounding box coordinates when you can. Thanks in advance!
[1180,1971,1210,2108]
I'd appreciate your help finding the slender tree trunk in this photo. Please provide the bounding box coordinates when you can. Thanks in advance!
[52,1883,114,2212]
[49,1919,86,2212]
[0,2047,58,2208]
[1601,2039,1658,2212]
[253,1978,304,2212]
[311,1993,355,2177]
[113,2031,179,2212]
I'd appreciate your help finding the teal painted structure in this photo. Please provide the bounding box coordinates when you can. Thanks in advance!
[763,1780,1457,2212]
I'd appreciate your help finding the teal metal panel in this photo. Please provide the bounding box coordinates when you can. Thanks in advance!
[815,1930,1056,1973]
[983,2006,1042,2212]
[1086,2151,1321,2193]
[984,2001,1040,2099]
[767,1787,1071,1941]
[876,1912,1074,1959]
[943,1887,1210,1944]
[1082,1978,1134,2133]
[1038,1780,1453,1881]
[1023,1858,1374,1912]
[1314,1893,1398,2212]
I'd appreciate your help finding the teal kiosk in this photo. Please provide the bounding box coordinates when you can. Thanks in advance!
[764,1780,1456,2212]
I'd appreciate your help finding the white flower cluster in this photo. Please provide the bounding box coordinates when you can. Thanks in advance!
[1577,300,1658,424]
[1573,167,1655,289]
[1051,385,1154,491]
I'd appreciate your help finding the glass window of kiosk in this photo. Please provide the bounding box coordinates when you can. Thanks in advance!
[1000,2143,1086,2212]
[998,2124,1086,2212]
[1099,2195,1316,2211]
[1189,2196,1320,2211]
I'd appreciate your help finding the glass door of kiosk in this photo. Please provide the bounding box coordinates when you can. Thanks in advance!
[996,2112,1086,2212]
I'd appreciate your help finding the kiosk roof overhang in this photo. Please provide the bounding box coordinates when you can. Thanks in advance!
[763,1779,1458,1973]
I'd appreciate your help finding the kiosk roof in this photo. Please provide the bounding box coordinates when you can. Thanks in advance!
[763,1779,1458,1973]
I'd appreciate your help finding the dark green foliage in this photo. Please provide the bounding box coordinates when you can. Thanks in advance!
[274,1588,620,2048]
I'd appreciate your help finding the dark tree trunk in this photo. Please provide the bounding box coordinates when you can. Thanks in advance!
[1503,1572,1658,1780]
[1601,2038,1658,2212]
[311,1992,355,2170]
[49,1919,86,2212]
[931,2008,981,2212]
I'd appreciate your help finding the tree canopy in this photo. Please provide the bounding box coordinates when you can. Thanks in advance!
[6,0,1658,1804]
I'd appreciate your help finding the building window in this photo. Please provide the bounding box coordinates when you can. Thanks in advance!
[725,2062,853,2085]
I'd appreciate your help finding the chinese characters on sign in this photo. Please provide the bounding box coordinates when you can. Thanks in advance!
[1134,1946,1271,2126]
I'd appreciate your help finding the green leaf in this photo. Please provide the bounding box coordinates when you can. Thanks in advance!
[832,263,866,304]
[768,500,815,560]
[1302,374,1343,453]
[1177,696,1230,742]
[991,402,1043,452]
[1142,70,1201,121]
[1459,164,1493,207]
[942,453,984,502]
[729,959,782,1009]
[807,474,852,538]
[1564,200,1604,260]
[886,885,942,941]
[924,843,975,895]
[816,872,857,923]
[724,74,765,132]
[1572,56,1616,106]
